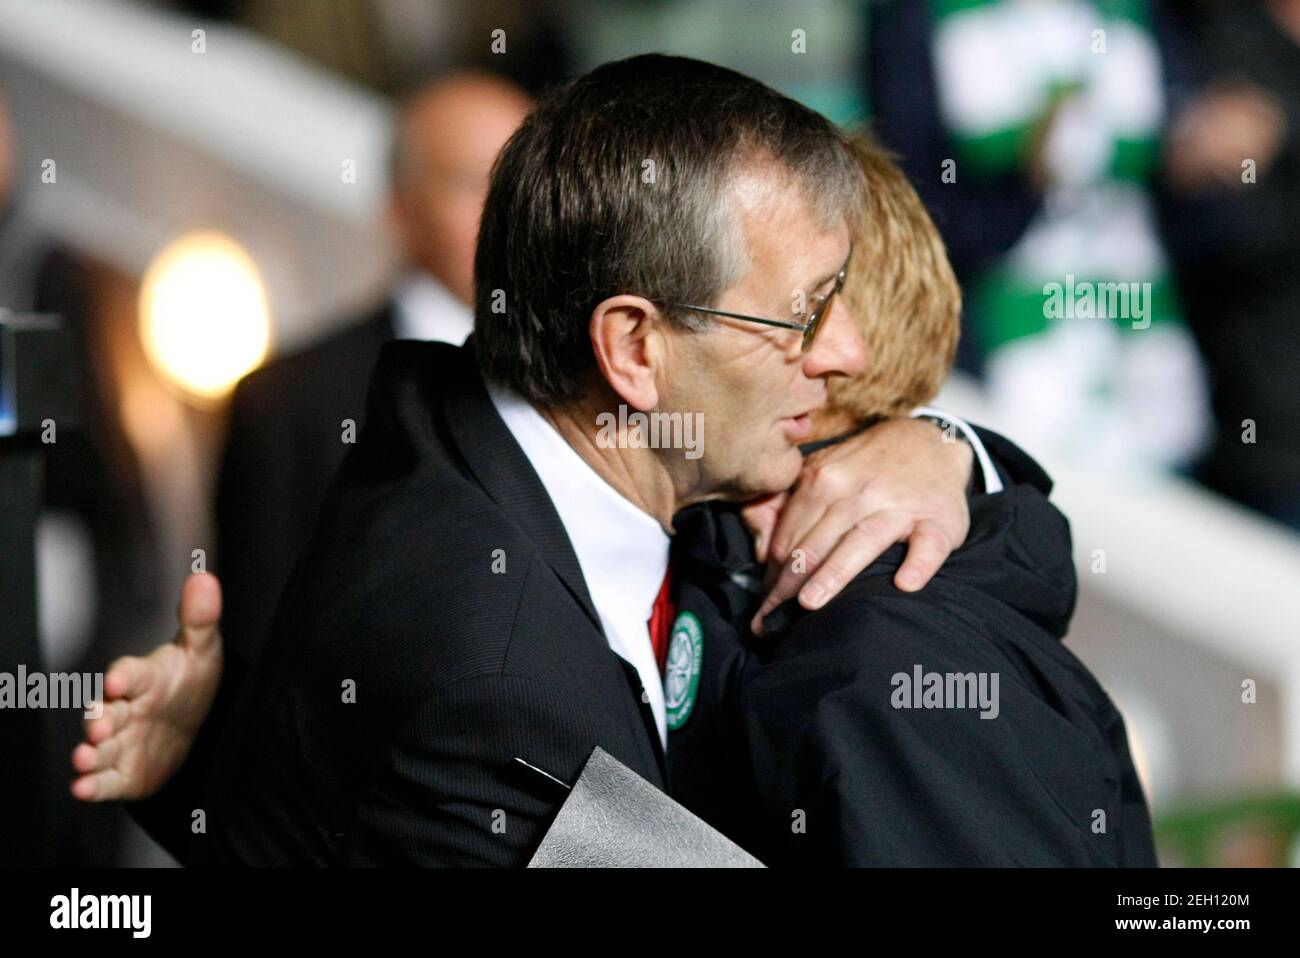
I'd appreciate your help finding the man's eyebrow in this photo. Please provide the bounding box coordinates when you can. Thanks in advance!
[802,247,852,295]
[804,269,838,294]
[775,269,836,317]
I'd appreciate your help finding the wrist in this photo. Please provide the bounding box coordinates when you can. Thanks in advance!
[910,407,1002,495]
[910,412,975,493]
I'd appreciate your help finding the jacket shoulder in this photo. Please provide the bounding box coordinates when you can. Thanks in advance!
[231,307,393,420]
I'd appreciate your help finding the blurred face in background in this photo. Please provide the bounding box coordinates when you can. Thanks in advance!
[389,74,532,306]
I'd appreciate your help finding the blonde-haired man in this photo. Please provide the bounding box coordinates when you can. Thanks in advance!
[667,138,1157,867]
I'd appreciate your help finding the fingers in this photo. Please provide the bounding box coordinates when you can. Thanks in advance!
[796,511,913,608]
[893,519,955,592]
[69,583,225,808]
[758,502,861,618]
[70,770,100,801]
[70,767,127,803]
[739,491,787,564]
[764,484,831,583]
[73,693,133,802]
[752,510,912,635]
[764,439,889,571]
[103,655,153,701]
[749,417,974,633]
[179,572,223,653]
[72,736,121,775]
[84,699,130,744]
[70,734,130,801]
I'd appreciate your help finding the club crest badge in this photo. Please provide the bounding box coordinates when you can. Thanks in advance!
[665,610,703,730]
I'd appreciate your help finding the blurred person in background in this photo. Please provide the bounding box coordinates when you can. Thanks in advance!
[0,89,160,864]
[157,0,573,95]
[868,0,1209,472]
[1158,0,1300,531]
[216,71,532,665]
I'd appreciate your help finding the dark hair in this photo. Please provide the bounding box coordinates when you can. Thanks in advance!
[473,53,864,406]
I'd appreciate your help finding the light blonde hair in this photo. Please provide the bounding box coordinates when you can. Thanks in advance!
[813,134,961,440]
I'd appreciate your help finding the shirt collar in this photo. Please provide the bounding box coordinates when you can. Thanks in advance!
[485,381,671,618]
[391,270,473,344]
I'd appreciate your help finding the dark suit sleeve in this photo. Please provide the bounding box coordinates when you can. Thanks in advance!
[745,595,1130,867]
[339,672,597,867]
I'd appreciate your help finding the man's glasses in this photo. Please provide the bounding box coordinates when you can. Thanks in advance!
[658,246,852,353]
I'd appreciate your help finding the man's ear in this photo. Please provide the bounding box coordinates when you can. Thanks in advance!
[589,295,663,411]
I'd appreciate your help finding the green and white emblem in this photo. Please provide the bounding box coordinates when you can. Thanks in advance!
[664,610,703,730]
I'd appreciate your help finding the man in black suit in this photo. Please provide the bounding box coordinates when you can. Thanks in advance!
[75,55,1001,865]
[216,71,532,663]
[204,51,1002,866]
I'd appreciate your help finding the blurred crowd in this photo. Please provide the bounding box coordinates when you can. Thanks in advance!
[868,0,1300,528]
[125,0,1299,522]
[2,0,1297,865]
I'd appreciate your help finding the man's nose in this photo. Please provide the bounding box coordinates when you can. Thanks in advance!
[803,296,868,380]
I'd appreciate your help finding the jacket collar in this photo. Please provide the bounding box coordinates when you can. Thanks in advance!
[435,337,603,633]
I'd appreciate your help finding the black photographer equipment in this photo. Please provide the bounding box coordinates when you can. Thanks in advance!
[0,309,78,866]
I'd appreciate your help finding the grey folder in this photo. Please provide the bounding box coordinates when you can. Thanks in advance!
[526,746,765,868]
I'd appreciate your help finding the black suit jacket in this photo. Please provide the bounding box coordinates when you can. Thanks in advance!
[135,346,1054,866]
[668,458,1157,867]
[204,339,665,866]
[215,301,395,662]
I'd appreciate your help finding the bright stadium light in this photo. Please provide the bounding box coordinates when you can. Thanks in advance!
[139,231,271,403]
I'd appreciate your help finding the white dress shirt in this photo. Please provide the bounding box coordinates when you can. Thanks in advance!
[487,383,673,748]
[391,271,474,345]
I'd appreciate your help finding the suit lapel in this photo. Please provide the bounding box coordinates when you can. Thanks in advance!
[416,338,668,780]
[439,340,603,634]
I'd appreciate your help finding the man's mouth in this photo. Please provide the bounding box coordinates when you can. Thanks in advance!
[781,412,814,442]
